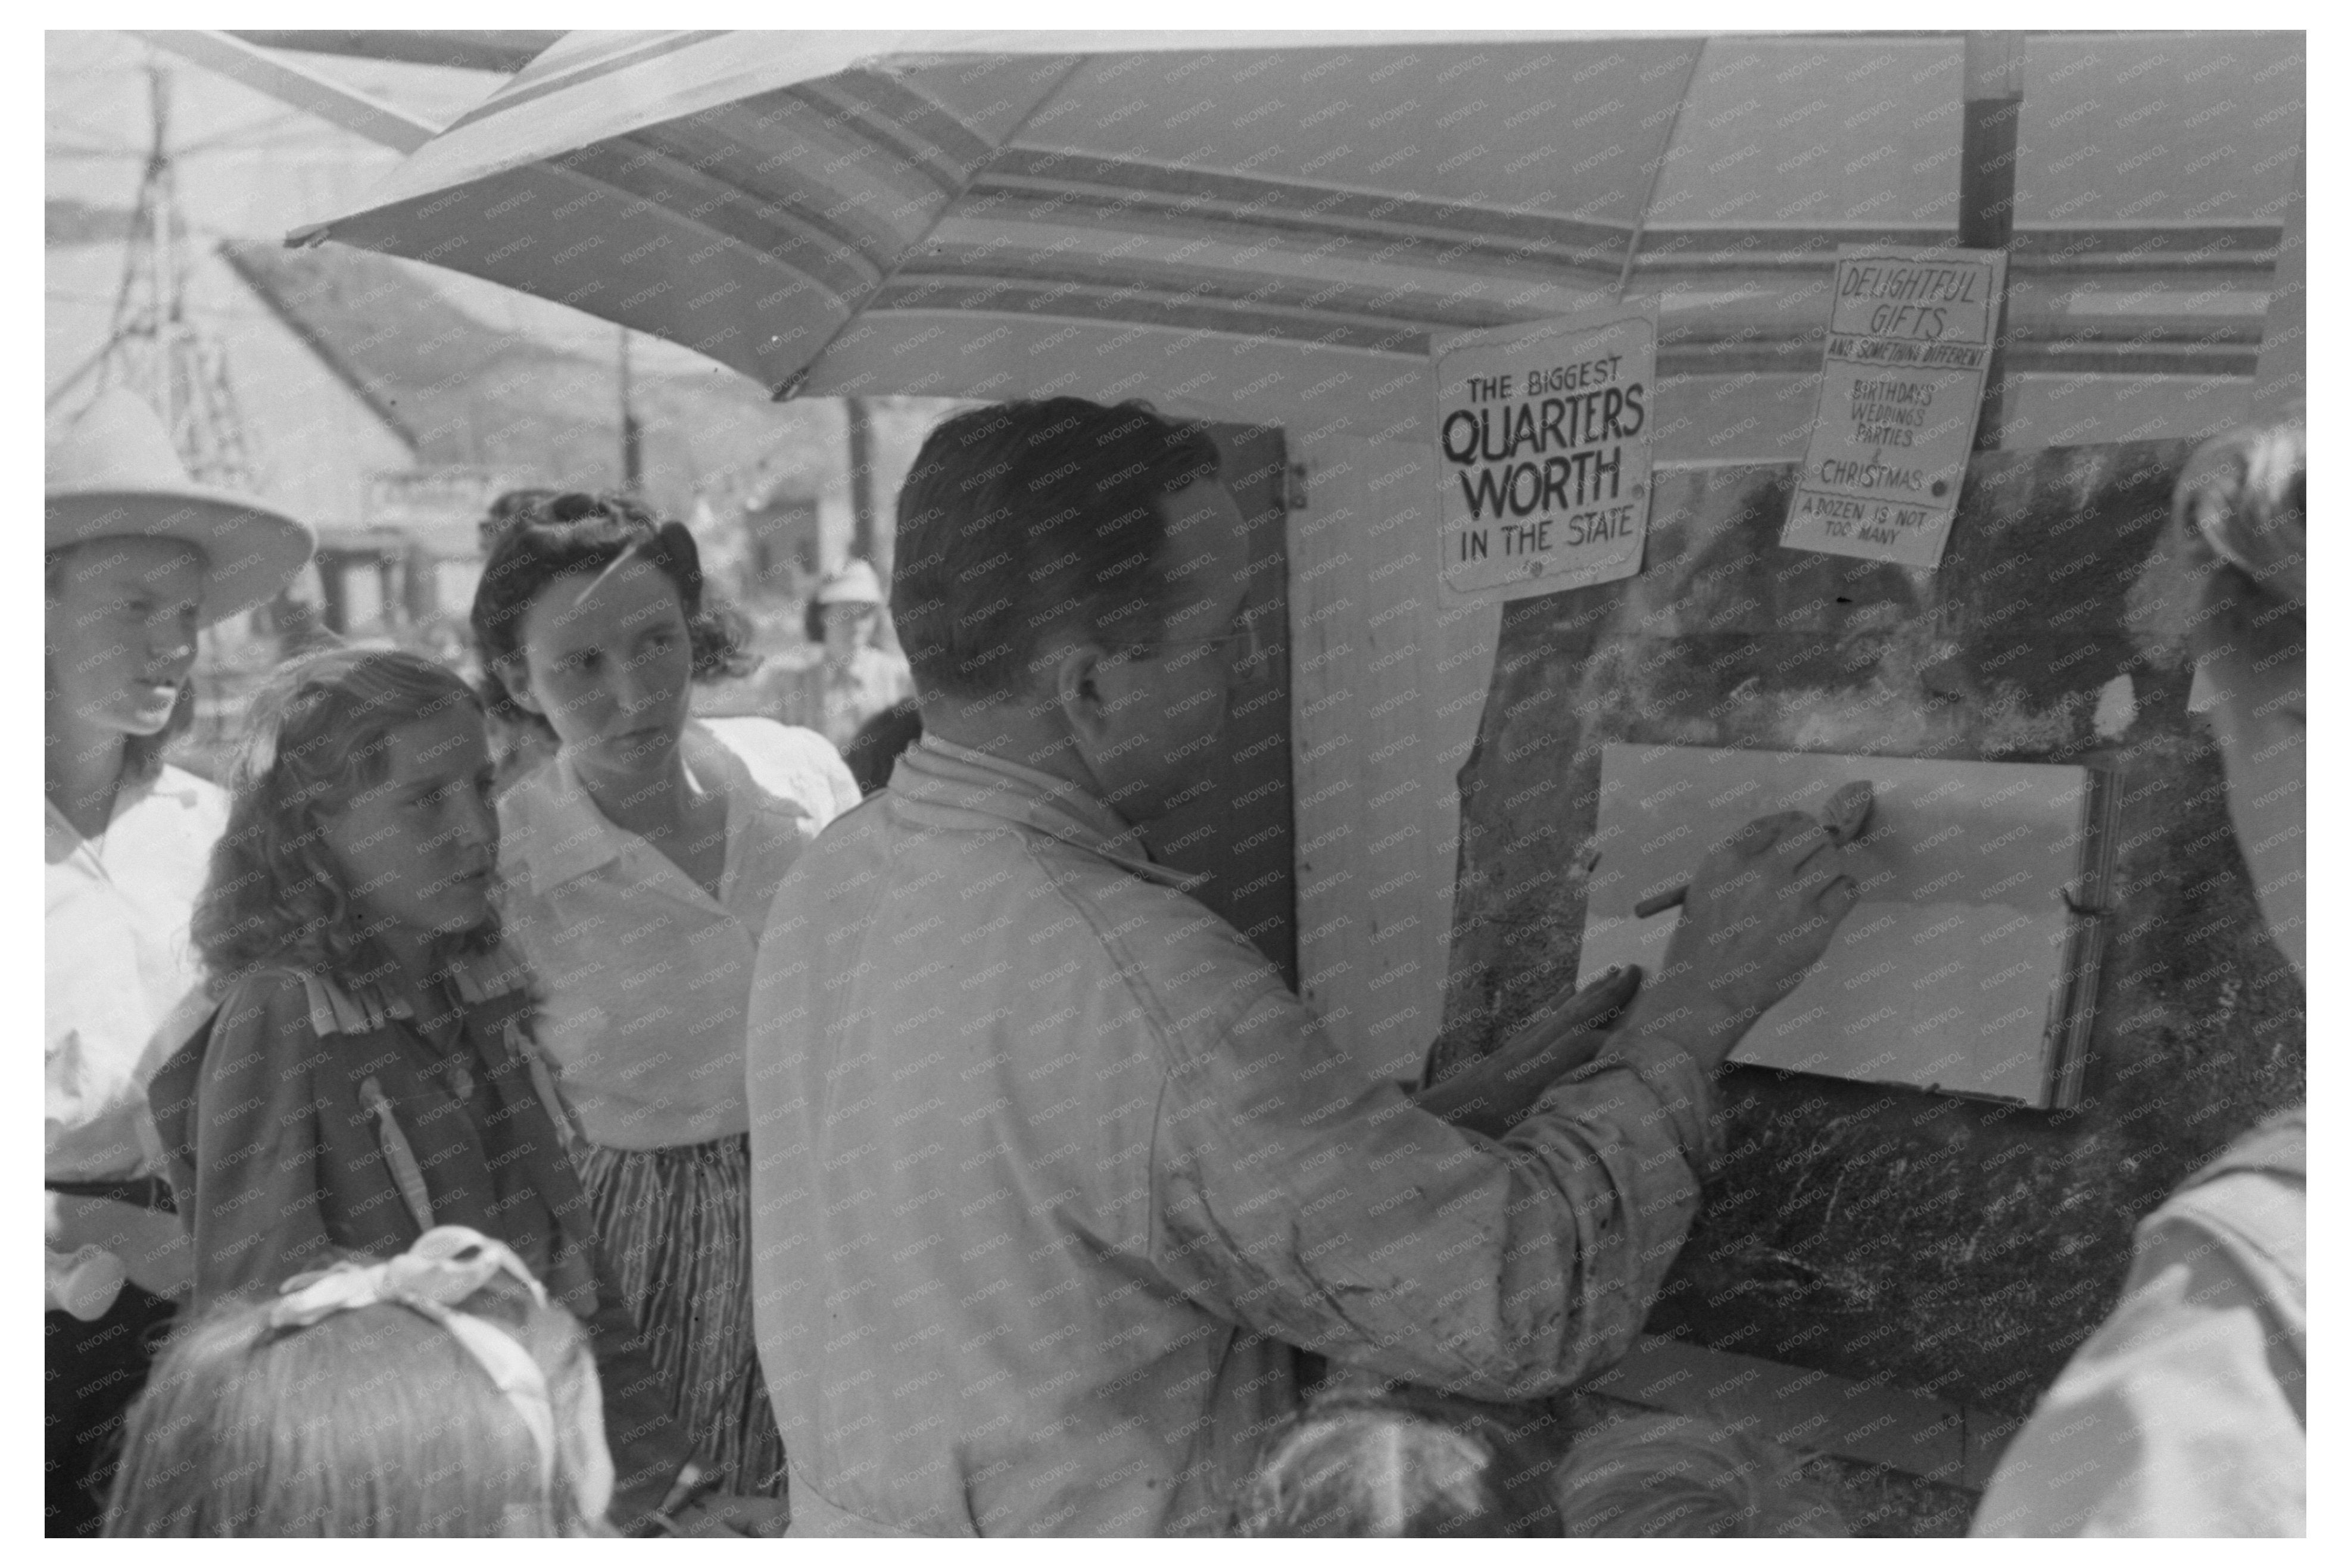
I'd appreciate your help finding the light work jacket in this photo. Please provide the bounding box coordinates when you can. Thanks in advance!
[745,735,1722,1536]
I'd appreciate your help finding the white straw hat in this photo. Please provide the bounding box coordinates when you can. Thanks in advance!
[814,559,885,606]
[46,389,316,625]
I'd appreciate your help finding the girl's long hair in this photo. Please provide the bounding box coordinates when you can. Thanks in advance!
[105,1273,608,1537]
[191,649,497,996]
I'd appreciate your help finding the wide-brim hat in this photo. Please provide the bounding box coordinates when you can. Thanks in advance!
[815,558,885,607]
[46,389,316,625]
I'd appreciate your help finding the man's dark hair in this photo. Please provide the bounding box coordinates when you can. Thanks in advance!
[891,398,1223,702]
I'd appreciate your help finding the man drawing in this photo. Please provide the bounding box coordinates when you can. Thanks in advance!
[745,398,1859,1536]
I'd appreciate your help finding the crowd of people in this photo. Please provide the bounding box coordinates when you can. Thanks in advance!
[45,385,2303,1536]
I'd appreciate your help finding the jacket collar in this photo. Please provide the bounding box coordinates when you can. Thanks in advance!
[299,946,533,1038]
[887,736,1203,893]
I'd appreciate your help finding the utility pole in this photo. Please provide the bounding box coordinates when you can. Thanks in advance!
[1960,32,2023,451]
[845,396,878,567]
[56,57,276,679]
[617,323,642,491]
[67,62,258,490]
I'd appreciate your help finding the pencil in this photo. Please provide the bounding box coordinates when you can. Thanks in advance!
[1632,885,1685,918]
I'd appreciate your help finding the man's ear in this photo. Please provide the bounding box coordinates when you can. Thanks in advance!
[494,654,545,718]
[1052,642,1110,741]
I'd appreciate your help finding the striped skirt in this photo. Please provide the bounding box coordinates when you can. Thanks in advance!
[578,1133,785,1497]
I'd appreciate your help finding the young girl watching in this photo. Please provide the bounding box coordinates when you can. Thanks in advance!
[148,649,712,1535]
[470,492,855,1509]
[108,1227,614,1536]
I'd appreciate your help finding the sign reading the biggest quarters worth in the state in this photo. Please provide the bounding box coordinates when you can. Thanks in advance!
[1433,305,1656,603]
[1782,245,2007,569]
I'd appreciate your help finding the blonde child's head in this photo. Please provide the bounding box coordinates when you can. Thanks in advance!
[1229,1401,1516,1537]
[106,1229,612,1537]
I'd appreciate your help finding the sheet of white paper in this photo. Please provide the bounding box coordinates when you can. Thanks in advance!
[1576,744,2090,1103]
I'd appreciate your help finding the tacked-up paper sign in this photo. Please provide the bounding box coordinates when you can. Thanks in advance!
[1781,246,2007,569]
[1434,305,1657,603]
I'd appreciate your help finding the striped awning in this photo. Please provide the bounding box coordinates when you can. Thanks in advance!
[294,30,2297,442]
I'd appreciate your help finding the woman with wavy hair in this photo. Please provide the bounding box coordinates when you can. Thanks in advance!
[145,648,732,1536]
[470,492,853,1516]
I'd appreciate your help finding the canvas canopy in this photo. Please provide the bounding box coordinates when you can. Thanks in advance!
[294,30,2297,454]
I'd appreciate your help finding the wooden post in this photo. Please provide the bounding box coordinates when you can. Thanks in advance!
[1961,33,2023,450]
[616,325,641,491]
[131,30,438,152]
[846,397,878,566]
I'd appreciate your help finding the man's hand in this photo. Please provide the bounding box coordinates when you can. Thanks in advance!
[1618,809,1860,1071]
[1414,964,1642,1139]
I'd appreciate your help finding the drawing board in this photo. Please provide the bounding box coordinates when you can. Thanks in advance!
[1577,744,2104,1104]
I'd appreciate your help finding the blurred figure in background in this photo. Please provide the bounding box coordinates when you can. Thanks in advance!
[1973,412,2305,1536]
[756,559,913,751]
[43,389,314,1535]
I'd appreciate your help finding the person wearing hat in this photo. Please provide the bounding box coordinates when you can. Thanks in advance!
[757,559,915,754]
[44,389,316,1535]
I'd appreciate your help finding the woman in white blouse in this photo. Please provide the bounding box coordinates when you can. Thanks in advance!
[472,493,856,1508]
[45,390,314,1533]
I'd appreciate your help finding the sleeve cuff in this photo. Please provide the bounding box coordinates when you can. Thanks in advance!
[1564,1031,1723,1170]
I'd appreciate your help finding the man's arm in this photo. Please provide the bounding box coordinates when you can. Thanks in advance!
[1145,809,1856,1402]
[1414,810,1858,1139]
[1410,965,1641,1140]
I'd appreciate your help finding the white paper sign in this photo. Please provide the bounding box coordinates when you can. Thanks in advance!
[1781,246,2007,569]
[1434,305,1656,602]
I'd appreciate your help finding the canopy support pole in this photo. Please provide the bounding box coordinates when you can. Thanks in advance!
[1961,32,2024,450]
[1616,40,1705,303]
[129,30,441,152]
